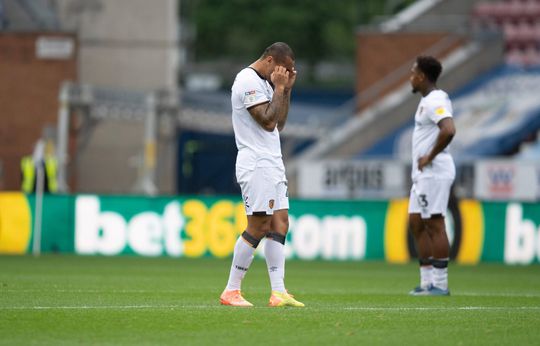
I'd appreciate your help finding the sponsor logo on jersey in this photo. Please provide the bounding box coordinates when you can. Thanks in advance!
[245,90,257,103]
[435,107,446,116]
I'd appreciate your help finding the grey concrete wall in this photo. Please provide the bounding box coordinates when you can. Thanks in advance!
[57,0,179,90]
[56,0,179,194]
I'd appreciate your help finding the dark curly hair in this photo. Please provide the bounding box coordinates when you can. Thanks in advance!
[416,56,442,83]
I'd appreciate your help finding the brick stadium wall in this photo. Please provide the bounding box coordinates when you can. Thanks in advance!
[355,32,465,109]
[0,32,77,191]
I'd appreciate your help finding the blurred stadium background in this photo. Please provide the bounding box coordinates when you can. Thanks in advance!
[1,0,540,343]
[1,0,538,261]
[0,0,540,263]
[0,0,540,344]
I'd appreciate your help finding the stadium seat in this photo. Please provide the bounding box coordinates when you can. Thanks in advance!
[503,21,520,42]
[506,47,526,65]
[524,0,540,20]
[517,20,536,43]
[532,20,540,40]
[523,44,540,65]
[506,0,525,20]
[472,1,540,67]
[473,2,495,19]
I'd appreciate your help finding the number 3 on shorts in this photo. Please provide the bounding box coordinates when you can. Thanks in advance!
[419,194,428,207]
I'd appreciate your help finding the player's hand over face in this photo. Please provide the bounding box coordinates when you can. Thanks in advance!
[271,66,289,90]
[285,68,297,91]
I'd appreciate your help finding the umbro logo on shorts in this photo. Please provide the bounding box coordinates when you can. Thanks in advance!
[269,199,275,209]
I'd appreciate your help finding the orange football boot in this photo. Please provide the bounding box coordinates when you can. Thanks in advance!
[220,290,253,307]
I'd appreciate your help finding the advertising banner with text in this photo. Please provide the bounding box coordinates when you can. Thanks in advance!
[1,193,539,264]
[474,160,538,201]
[297,160,407,199]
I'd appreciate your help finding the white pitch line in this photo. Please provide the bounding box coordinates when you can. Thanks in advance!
[2,289,180,294]
[1,305,540,311]
[343,306,540,311]
[3,290,540,298]
[0,305,206,310]
[456,292,540,298]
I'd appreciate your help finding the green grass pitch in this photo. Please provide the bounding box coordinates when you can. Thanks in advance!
[1,255,539,345]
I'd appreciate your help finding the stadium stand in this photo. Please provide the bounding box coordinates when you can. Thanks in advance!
[357,0,540,160]
[3,0,537,195]
[364,65,540,159]
[472,0,540,66]
[288,1,504,175]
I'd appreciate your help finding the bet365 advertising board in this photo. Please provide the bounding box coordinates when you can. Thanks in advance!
[0,192,539,264]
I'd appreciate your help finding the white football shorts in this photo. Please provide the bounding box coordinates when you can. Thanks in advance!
[236,166,289,215]
[408,178,453,219]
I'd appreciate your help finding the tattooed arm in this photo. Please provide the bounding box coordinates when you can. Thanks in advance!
[248,66,294,132]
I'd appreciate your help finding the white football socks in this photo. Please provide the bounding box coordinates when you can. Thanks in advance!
[225,236,256,291]
[420,265,433,289]
[433,258,448,290]
[432,258,449,290]
[265,238,286,293]
[433,267,448,291]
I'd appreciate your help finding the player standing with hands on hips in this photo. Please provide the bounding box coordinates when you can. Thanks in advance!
[408,56,456,296]
[220,42,304,307]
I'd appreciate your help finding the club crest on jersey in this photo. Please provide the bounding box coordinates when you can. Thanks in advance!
[269,199,275,209]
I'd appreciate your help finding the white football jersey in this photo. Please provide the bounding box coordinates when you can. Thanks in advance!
[411,89,455,181]
[231,67,284,170]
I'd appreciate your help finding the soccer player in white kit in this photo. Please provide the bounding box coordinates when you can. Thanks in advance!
[408,56,456,296]
[220,42,304,307]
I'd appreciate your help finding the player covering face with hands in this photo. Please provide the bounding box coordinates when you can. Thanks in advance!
[220,42,304,307]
